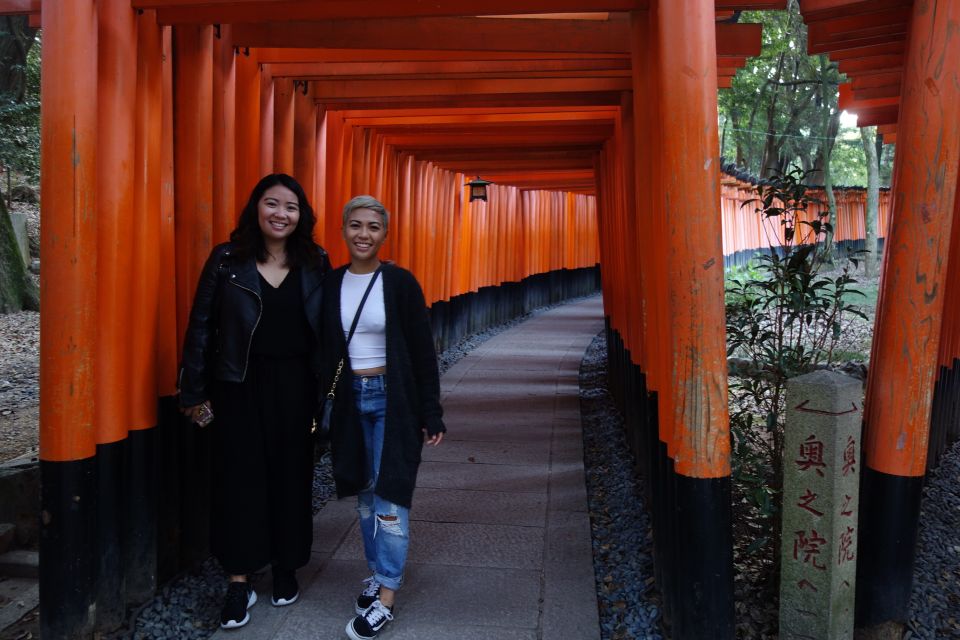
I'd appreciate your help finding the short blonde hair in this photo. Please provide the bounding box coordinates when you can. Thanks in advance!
[342,195,389,232]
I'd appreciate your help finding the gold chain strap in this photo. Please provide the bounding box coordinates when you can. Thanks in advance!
[326,358,344,400]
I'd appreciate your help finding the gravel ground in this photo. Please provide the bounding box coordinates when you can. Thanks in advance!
[579,334,661,640]
[907,440,960,639]
[4,285,958,639]
[579,331,960,640]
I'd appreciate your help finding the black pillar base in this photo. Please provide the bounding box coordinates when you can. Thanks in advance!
[40,456,97,640]
[96,439,127,632]
[673,474,735,640]
[855,465,923,628]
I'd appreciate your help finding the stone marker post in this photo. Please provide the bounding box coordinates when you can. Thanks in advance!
[780,370,862,640]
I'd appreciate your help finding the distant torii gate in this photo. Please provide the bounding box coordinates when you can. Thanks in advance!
[1,0,958,639]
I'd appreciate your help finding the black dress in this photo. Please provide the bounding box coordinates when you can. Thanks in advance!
[209,268,315,575]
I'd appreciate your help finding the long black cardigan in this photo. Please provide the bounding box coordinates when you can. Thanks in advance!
[320,263,445,509]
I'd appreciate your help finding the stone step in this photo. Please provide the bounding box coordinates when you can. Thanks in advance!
[0,551,38,579]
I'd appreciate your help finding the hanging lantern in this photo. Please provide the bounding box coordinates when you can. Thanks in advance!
[465,176,493,202]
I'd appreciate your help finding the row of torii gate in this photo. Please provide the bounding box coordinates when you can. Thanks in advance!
[2,0,958,638]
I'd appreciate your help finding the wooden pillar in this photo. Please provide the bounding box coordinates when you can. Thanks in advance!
[125,7,163,606]
[636,2,734,637]
[172,24,215,571]
[234,47,260,206]
[154,26,184,584]
[156,25,177,400]
[314,104,327,234]
[38,0,98,637]
[293,82,317,203]
[259,66,275,176]
[95,0,138,630]
[212,24,236,240]
[858,0,960,631]
[273,76,295,175]
[172,25,214,351]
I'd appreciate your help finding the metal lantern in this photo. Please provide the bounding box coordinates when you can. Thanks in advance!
[465,176,493,202]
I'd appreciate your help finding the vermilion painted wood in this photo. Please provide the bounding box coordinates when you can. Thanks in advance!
[156,25,178,398]
[938,177,960,367]
[823,39,906,60]
[96,0,138,445]
[802,0,911,18]
[234,48,261,206]
[256,48,630,63]
[213,24,237,242]
[0,0,35,15]
[806,5,911,38]
[273,77,295,175]
[293,87,317,207]
[130,10,163,430]
[231,18,761,57]
[632,8,670,439]
[656,0,730,478]
[39,0,98,462]
[172,25,215,359]
[258,70,274,178]
[267,59,631,79]
[311,77,633,100]
[863,0,960,477]
[132,0,785,24]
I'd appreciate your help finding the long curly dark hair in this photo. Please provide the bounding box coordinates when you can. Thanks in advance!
[230,173,321,268]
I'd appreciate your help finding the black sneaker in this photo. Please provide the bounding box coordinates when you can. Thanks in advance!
[271,567,299,606]
[220,581,257,629]
[346,601,394,640]
[355,576,381,615]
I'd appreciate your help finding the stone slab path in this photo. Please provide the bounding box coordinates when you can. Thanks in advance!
[212,295,605,640]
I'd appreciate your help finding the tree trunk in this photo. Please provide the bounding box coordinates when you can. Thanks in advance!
[0,196,39,313]
[0,16,37,102]
[861,125,880,277]
[817,55,840,263]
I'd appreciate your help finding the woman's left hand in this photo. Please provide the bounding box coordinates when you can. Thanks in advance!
[422,429,444,446]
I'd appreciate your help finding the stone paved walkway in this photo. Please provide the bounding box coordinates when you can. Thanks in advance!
[213,295,604,640]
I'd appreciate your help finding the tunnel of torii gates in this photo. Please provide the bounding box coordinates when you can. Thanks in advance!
[2,0,959,638]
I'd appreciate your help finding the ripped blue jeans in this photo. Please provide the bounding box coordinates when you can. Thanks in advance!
[353,374,409,592]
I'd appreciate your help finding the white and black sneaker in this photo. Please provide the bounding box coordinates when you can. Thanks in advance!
[355,576,381,614]
[271,567,299,606]
[220,581,257,629]
[346,600,394,640]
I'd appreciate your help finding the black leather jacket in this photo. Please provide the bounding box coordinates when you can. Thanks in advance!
[178,241,331,407]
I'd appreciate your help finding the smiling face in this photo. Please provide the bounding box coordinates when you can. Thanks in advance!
[342,207,387,267]
[257,184,300,245]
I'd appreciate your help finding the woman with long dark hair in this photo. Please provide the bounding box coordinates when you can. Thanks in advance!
[320,195,445,640]
[179,174,330,629]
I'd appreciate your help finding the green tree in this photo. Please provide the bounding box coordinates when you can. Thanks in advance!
[0,16,40,178]
[860,126,880,277]
[718,1,842,180]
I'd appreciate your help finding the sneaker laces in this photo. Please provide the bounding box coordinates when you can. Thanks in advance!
[360,576,381,598]
[363,601,394,626]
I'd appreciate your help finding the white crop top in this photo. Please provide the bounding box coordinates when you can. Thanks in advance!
[340,270,387,371]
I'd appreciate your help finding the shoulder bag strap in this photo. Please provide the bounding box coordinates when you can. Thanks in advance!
[326,265,383,402]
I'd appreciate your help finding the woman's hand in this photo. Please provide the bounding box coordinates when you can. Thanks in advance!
[422,429,444,446]
[181,401,214,427]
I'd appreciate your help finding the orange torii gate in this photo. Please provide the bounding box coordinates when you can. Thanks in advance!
[6,0,960,638]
